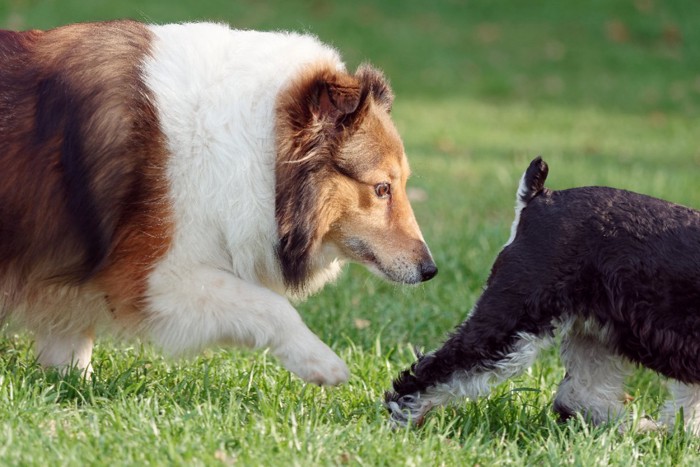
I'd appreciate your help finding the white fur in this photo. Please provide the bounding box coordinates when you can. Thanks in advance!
[661,382,700,435]
[504,170,528,247]
[140,23,350,384]
[389,332,550,426]
[10,285,106,375]
[554,317,700,434]
[36,329,94,376]
[144,23,345,293]
[554,317,630,425]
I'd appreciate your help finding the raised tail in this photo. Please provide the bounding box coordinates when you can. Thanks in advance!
[517,156,548,203]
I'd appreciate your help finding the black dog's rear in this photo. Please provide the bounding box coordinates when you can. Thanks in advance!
[386,157,700,433]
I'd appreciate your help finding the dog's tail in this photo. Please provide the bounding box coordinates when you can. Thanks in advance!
[517,156,548,204]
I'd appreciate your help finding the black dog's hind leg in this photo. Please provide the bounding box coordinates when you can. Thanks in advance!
[385,286,554,426]
[660,382,700,435]
[553,319,667,432]
[553,319,630,426]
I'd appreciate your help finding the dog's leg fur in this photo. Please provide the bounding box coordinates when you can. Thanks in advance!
[386,158,555,425]
[385,285,554,425]
[553,318,630,426]
[661,382,700,435]
[145,265,349,385]
[35,328,95,375]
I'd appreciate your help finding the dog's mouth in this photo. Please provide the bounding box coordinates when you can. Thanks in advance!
[342,237,436,284]
[344,237,380,266]
[344,238,400,283]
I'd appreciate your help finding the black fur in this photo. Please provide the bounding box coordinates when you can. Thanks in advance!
[387,156,700,419]
[520,156,548,203]
[35,74,110,278]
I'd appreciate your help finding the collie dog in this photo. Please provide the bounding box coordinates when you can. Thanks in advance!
[0,20,436,385]
[387,157,700,434]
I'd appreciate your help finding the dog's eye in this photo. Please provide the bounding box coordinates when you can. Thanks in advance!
[374,182,391,199]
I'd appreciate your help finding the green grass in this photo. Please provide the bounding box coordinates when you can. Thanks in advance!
[2,0,700,465]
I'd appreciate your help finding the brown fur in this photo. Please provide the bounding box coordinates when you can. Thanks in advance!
[0,20,172,325]
[275,63,431,290]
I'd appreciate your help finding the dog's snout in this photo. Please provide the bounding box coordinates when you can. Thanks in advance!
[420,259,437,282]
[414,241,437,282]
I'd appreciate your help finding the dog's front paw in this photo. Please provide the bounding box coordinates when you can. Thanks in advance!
[384,392,431,427]
[634,416,664,433]
[275,339,350,386]
[295,352,350,386]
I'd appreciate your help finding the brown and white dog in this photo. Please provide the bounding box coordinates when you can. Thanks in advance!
[0,20,436,385]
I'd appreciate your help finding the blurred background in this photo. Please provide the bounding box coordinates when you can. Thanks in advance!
[2,0,697,112]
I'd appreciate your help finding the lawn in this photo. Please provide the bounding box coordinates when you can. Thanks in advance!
[1,0,700,465]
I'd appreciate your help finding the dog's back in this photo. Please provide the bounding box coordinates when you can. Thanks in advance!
[0,22,168,303]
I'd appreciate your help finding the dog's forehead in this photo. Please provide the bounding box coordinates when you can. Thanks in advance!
[338,104,408,182]
[374,109,407,177]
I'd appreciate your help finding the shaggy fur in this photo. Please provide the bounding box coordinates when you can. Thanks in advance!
[0,20,436,385]
[386,157,700,434]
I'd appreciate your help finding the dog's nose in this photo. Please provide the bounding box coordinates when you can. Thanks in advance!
[420,260,438,282]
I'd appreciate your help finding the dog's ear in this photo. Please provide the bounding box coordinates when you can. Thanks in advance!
[310,72,362,124]
[356,63,394,112]
[275,69,363,292]
[275,66,393,292]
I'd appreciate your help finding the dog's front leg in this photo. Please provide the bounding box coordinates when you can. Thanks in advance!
[145,265,349,385]
[386,289,553,425]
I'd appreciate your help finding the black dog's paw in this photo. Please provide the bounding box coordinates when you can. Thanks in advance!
[384,352,438,427]
[384,391,430,427]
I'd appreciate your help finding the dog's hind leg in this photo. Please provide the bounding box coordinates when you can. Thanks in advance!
[35,327,95,376]
[553,319,632,428]
[28,291,101,376]
[660,381,700,435]
[385,155,556,425]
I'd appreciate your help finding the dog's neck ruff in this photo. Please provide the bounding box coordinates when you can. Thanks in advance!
[144,23,346,297]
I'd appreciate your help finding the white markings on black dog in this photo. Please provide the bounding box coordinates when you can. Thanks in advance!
[386,157,700,434]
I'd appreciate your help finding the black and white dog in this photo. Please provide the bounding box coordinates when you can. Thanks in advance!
[386,157,700,434]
